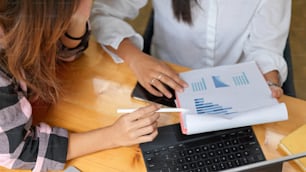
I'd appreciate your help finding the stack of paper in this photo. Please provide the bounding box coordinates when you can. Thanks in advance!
[176,61,288,135]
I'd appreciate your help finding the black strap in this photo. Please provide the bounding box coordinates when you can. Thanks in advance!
[64,22,89,40]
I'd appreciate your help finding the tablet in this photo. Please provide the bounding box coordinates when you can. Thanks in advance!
[130,82,176,107]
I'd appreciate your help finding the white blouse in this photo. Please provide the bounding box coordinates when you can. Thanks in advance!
[91,0,291,84]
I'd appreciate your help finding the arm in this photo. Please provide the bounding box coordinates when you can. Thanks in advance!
[244,0,291,98]
[57,0,93,61]
[90,0,148,63]
[60,0,93,49]
[91,0,188,98]
[0,71,68,172]
[66,104,160,160]
[0,70,161,171]
[264,70,283,98]
[106,38,188,98]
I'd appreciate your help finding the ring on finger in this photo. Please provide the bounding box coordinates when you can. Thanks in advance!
[150,78,156,84]
[157,74,163,80]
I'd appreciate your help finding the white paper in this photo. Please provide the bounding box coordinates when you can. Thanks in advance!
[176,61,288,135]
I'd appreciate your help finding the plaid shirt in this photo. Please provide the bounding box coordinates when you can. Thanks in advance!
[0,25,90,172]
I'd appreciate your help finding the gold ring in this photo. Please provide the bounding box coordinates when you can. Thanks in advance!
[157,74,163,80]
[150,78,156,84]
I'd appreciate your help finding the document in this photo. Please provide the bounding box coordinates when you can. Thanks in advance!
[176,61,288,135]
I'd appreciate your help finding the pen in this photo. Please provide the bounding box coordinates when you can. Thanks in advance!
[117,108,188,113]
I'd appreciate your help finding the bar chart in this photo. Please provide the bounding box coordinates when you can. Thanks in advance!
[191,78,207,92]
[232,72,250,86]
[194,97,235,115]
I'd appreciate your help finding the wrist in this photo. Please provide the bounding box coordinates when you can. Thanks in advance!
[65,18,88,39]
[264,70,281,88]
[116,38,144,64]
[65,21,89,40]
[267,80,281,88]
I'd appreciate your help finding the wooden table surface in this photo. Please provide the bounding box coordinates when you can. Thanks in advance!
[1,40,305,172]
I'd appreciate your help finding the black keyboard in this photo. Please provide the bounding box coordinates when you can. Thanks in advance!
[140,124,265,172]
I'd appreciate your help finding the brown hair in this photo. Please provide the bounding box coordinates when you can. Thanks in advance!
[0,0,79,103]
[172,0,198,25]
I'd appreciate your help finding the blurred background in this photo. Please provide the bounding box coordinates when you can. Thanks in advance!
[127,0,306,100]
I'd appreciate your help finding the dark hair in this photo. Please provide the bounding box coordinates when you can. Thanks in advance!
[0,0,80,103]
[172,0,198,25]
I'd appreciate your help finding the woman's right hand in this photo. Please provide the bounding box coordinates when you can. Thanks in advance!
[110,104,161,147]
[128,53,188,99]
[106,38,188,99]
[67,104,161,160]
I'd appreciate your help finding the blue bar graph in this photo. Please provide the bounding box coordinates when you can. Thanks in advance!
[191,78,207,92]
[194,98,235,115]
[233,72,249,86]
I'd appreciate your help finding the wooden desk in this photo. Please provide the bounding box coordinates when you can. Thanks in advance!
[1,40,305,172]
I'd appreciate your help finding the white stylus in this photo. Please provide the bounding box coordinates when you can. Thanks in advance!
[117,108,188,113]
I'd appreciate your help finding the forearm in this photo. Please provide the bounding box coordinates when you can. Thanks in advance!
[66,104,161,160]
[105,38,144,65]
[60,0,92,48]
[60,19,88,48]
[67,126,117,160]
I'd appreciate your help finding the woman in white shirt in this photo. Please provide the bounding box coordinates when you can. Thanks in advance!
[90,0,291,99]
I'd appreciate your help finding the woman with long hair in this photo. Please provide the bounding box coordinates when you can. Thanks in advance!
[0,1,160,171]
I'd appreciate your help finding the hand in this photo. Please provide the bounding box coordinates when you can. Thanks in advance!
[107,38,188,98]
[264,70,283,98]
[269,84,283,98]
[66,104,160,159]
[109,104,161,146]
[129,53,188,98]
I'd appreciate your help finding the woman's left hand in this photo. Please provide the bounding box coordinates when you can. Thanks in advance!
[264,70,283,98]
[269,85,283,98]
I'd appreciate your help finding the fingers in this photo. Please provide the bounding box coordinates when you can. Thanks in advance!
[132,120,159,143]
[133,121,158,138]
[148,71,188,98]
[127,104,161,121]
[270,86,283,98]
[136,129,159,143]
[164,70,189,90]
[133,112,160,129]
[149,75,173,98]
[117,104,161,145]
[129,54,188,98]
